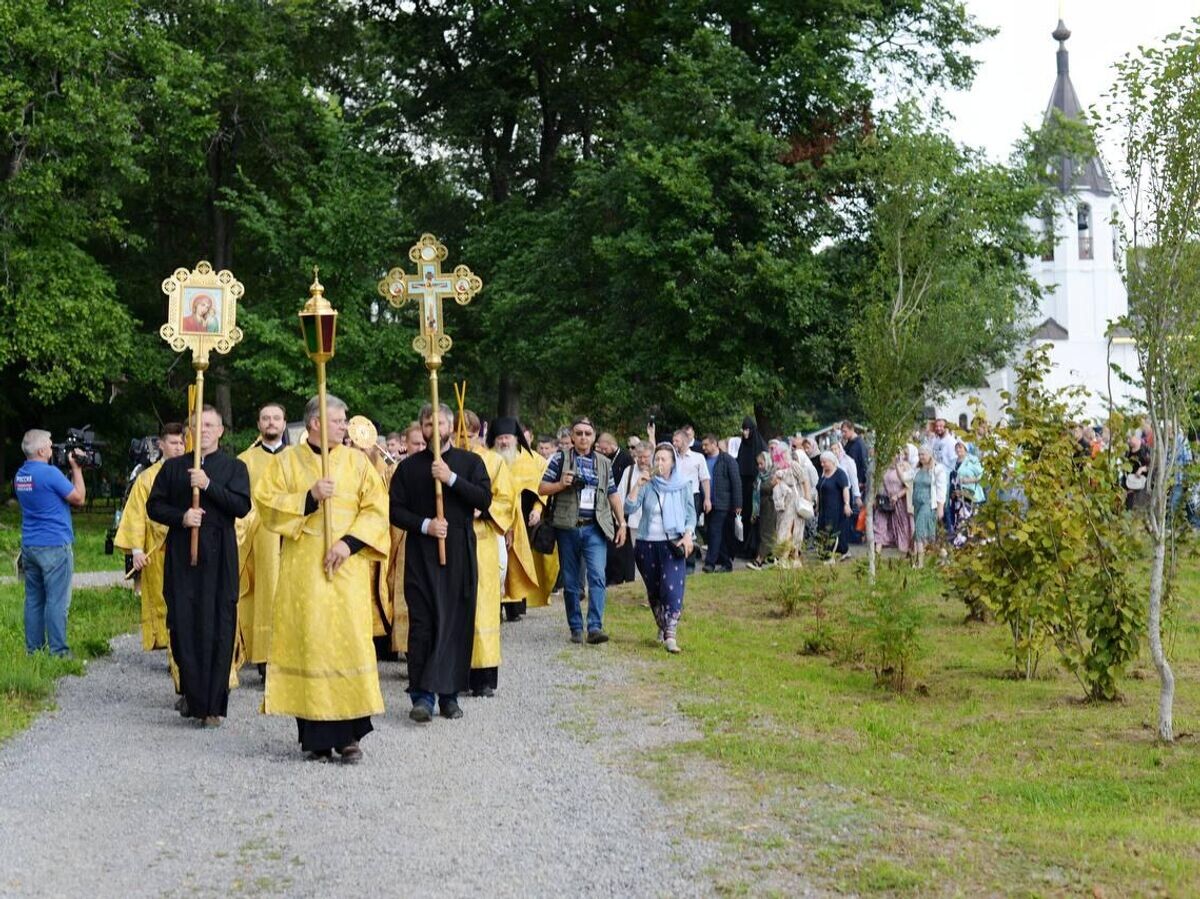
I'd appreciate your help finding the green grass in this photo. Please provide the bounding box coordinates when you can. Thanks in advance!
[605,559,1200,896]
[0,507,124,575]
[0,582,138,742]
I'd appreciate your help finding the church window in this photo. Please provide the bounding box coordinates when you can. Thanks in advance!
[1077,203,1093,260]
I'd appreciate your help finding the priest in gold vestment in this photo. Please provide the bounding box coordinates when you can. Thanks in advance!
[388,423,425,658]
[115,422,187,653]
[459,411,513,697]
[235,403,287,680]
[115,422,188,696]
[488,418,549,621]
[256,395,388,763]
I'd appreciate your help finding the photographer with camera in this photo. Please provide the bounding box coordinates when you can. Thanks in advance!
[539,417,627,645]
[624,443,696,654]
[15,430,87,657]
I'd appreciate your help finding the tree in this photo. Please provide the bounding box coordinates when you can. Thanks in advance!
[845,106,1049,579]
[1101,17,1200,741]
[945,348,1142,699]
[358,0,991,427]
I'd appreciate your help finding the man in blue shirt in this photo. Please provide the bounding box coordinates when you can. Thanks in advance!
[15,429,86,656]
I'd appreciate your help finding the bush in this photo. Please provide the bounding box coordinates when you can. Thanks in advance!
[774,563,838,654]
[850,570,926,692]
[945,348,1143,699]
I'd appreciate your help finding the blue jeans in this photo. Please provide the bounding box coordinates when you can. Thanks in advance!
[556,523,608,634]
[22,544,74,656]
[409,690,457,710]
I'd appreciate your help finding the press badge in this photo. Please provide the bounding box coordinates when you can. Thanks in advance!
[580,486,596,511]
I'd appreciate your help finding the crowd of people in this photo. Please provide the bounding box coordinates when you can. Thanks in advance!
[14,403,1176,765]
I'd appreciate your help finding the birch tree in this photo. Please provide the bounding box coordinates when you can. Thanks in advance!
[848,107,1049,580]
[1101,18,1200,742]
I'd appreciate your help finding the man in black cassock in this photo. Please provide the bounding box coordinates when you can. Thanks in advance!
[148,405,251,726]
[390,402,491,723]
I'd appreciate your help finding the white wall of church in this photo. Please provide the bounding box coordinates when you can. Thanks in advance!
[936,194,1142,428]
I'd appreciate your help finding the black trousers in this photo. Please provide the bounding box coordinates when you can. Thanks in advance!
[296,717,373,753]
[469,667,498,692]
[705,508,733,569]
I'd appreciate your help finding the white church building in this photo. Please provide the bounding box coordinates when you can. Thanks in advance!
[936,19,1140,428]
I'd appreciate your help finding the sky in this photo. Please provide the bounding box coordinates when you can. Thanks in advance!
[940,0,1194,162]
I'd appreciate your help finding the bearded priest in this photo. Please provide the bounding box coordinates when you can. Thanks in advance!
[487,417,543,623]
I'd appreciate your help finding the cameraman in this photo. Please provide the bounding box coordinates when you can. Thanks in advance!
[15,429,86,657]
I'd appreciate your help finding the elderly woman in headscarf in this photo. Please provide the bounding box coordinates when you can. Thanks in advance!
[625,443,697,653]
[911,445,947,568]
[873,451,914,556]
[735,416,767,557]
[816,450,852,560]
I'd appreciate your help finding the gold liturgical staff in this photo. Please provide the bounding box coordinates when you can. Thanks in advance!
[298,268,339,564]
[377,233,482,565]
[160,261,244,565]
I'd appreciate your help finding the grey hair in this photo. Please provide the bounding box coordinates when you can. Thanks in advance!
[556,426,571,440]
[22,429,52,459]
[304,394,348,427]
[418,402,453,424]
[819,450,837,467]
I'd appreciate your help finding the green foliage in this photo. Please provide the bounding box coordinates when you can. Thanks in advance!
[0,583,138,743]
[603,564,1200,895]
[945,347,1143,700]
[848,567,927,691]
[0,0,144,405]
[848,104,1050,486]
[773,563,840,655]
[3,0,1007,474]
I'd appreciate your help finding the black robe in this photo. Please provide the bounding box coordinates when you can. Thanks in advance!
[147,449,251,719]
[390,446,491,696]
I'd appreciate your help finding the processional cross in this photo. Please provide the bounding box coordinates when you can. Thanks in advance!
[378,233,482,565]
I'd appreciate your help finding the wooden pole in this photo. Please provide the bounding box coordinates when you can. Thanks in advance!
[429,362,447,566]
[316,358,334,572]
[190,362,207,566]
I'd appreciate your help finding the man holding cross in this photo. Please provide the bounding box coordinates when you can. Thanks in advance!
[146,406,251,726]
[390,402,492,722]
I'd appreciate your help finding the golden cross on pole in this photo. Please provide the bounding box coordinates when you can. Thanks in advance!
[378,233,482,566]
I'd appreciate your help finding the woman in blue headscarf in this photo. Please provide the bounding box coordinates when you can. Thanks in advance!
[625,443,697,653]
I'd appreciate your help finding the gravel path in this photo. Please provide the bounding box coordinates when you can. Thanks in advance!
[0,568,127,589]
[0,604,719,898]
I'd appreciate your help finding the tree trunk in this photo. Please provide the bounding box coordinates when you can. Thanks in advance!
[497,372,520,419]
[1148,531,1174,740]
[865,459,877,582]
[753,403,775,440]
[1148,488,1176,741]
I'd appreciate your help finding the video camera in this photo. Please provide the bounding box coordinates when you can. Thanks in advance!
[51,426,103,471]
[127,436,161,471]
[104,435,161,559]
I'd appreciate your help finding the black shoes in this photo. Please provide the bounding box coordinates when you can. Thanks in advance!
[337,743,363,764]
[409,703,433,723]
[440,700,464,720]
[471,687,495,698]
[702,564,715,573]
[305,749,333,762]
[586,630,610,645]
[570,630,584,644]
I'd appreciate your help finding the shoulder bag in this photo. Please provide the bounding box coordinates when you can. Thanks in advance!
[529,450,569,554]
